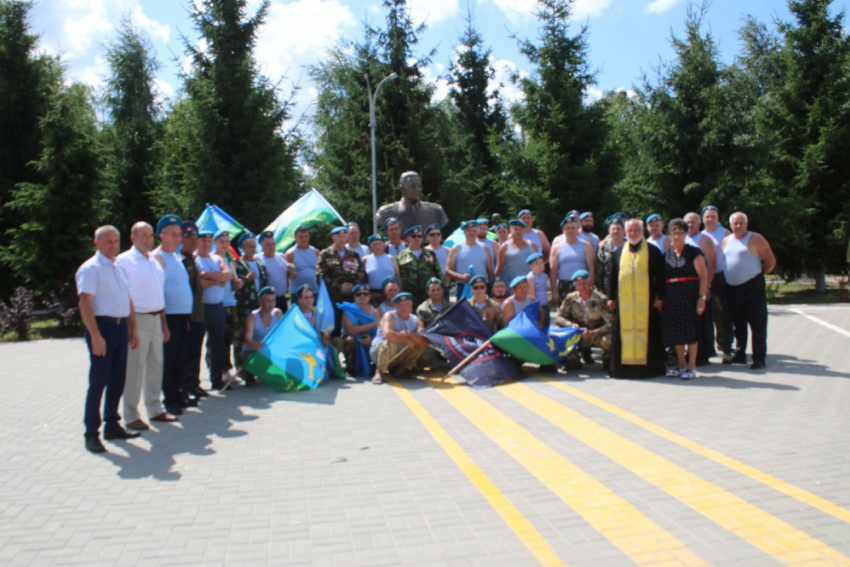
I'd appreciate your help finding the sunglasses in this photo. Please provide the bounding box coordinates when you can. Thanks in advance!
[355,291,371,297]
[408,234,423,238]
[428,232,441,237]
[471,284,486,290]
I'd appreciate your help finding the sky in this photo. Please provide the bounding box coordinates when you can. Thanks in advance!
[28,0,849,128]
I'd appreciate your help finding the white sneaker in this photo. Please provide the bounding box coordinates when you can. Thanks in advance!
[680,369,697,380]
[666,368,684,378]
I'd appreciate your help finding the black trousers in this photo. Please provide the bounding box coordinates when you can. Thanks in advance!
[727,273,768,363]
[697,291,716,362]
[163,314,189,407]
[183,320,205,391]
[84,319,128,437]
[204,303,226,388]
[711,271,734,354]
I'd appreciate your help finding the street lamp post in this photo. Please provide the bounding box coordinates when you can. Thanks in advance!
[365,72,398,234]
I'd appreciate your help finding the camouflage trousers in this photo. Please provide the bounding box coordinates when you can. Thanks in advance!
[372,341,426,374]
[568,330,612,363]
[331,336,359,371]
[232,308,253,371]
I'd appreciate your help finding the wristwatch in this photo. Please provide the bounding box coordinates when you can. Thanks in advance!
[699,295,707,300]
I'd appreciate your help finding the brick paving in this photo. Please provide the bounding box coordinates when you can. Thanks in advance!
[1,304,848,566]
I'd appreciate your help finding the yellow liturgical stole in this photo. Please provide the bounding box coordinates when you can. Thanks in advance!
[618,242,650,365]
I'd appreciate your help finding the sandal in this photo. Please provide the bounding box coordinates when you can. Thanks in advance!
[371,374,383,385]
[666,367,684,378]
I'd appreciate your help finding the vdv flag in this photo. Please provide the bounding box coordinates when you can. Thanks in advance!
[264,189,345,252]
[490,301,582,365]
[460,265,475,301]
[422,300,520,388]
[242,307,328,392]
[316,278,335,335]
[196,203,246,260]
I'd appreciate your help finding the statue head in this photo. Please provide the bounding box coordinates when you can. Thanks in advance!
[399,171,422,203]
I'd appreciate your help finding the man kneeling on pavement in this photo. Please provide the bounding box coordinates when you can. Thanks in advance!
[369,292,430,384]
[553,269,613,371]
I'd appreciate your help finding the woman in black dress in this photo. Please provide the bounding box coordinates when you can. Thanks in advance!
[663,219,709,379]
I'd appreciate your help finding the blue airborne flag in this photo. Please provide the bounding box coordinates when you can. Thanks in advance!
[422,300,520,388]
[336,302,377,378]
[490,301,581,365]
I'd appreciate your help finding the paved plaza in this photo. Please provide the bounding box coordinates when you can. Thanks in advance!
[1,304,849,566]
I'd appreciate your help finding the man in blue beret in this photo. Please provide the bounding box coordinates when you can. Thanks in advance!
[316,225,366,336]
[382,217,408,257]
[233,232,269,383]
[495,219,539,286]
[369,292,430,384]
[180,221,208,400]
[195,227,233,391]
[550,214,596,308]
[577,212,599,252]
[416,276,454,328]
[596,215,627,294]
[285,225,319,294]
[397,225,443,308]
[468,275,502,332]
[259,230,294,315]
[345,221,369,258]
[517,209,551,261]
[502,275,534,326]
[553,269,614,372]
[646,214,670,252]
[446,220,494,300]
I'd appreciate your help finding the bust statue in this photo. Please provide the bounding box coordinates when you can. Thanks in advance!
[375,171,449,234]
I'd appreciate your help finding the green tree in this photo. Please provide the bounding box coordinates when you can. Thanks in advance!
[494,0,618,235]
[158,0,301,231]
[101,19,161,243]
[3,83,102,293]
[0,0,62,294]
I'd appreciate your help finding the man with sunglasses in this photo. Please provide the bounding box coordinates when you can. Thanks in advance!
[468,275,502,333]
[397,225,443,308]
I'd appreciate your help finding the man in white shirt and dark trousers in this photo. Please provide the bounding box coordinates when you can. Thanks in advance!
[76,225,141,453]
[117,222,177,427]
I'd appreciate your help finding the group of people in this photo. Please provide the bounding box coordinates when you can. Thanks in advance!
[76,176,776,452]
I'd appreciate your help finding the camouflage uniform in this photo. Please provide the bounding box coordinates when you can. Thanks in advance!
[553,289,614,363]
[233,258,268,370]
[397,247,443,307]
[470,298,502,333]
[316,246,366,303]
[416,299,454,368]
[182,253,205,392]
[595,240,622,296]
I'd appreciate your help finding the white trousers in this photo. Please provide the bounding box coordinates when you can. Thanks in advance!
[123,313,164,422]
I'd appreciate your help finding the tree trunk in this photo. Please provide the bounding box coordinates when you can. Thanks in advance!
[812,269,827,294]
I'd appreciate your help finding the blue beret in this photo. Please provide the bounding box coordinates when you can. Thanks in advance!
[605,216,625,229]
[476,218,488,225]
[330,226,347,235]
[646,213,662,224]
[493,275,509,284]
[347,221,359,229]
[425,277,442,290]
[156,215,183,235]
[198,229,214,238]
[571,269,590,282]
[580,212,593,220]
[392,292,413,304]
[383,217,400,230]
[469,275,488,286]
[213,228,230,240]
[258,286,275,298]
[353,283,370,294]
[701,205,718,216]
[294,224,309,233]
[510,275,527,289]
[367,233,387,244]
[404,225,423,236]
[494,223,508,231]
[293,284,313,300]
[508,219,527,228]
[425,223,441,234]
[462,220,480,228]
[258,230,275,243]
[526,252,544,264]
[237,232,255,248]
[381,276,400,289]
[518,209,532,217]
[560,214,579,227]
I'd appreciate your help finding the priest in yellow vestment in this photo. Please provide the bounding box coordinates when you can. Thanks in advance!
[605,219,667,378]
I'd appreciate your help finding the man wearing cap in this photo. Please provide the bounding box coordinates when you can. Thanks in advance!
[517,210,551,261]
[684,211,717,365]
[369,292,430,384]
[397,225,443,308]
[382,218,408,257]
[180,221,208,399]
[345,221,369,257]
[416,277,454,328]
[701,205,734,359]
[364,233,400,306]
[213,229,242,386]
[375,171,449,234]
[233,232,268,382]
[646,214,670,252]
[490,275,510,307]
[117,222,174,425]
[77,225,141,453]
[259,230,294,314]
[721,212,776,369]
[285,225,319,293]
[336,282,380,374]
[151,215,195,426]
[316,226,367,336]
[554,269,614,371]
[241,286,284,382]
[596,215,627,296]
[195,229,232,391]
[578,212,599,252]
[447,220,495,299]
[551,214,596,307]
[495,219,539,284]
[502,276,535,326]
[468,275,502,332]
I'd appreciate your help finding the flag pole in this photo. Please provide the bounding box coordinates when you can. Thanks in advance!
[446,341,491,376]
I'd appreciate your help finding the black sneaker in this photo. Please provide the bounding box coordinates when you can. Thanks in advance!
[722,354,747,365]
[103,427,141,440]
[85,436,107,453]
[750,360,766,370]
[165,404,184,416]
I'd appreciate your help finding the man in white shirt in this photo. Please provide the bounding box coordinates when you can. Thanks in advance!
[117,222,176,426]
[259,230,294,313]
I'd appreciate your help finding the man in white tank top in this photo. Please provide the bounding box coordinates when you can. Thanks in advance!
[721,212,776,370]
[646,214,671,252]
[684,212,717,365]
[701,206,734,358]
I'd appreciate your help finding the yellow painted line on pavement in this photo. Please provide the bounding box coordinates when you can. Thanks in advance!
[540,376,850,526]
[387,378,566,567]
[428,379,707,567]
[511,380,850,566]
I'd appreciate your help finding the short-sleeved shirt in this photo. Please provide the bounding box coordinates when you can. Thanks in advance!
[76,251,132,317]
[116,246,166,313]
[262,252,290,295]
